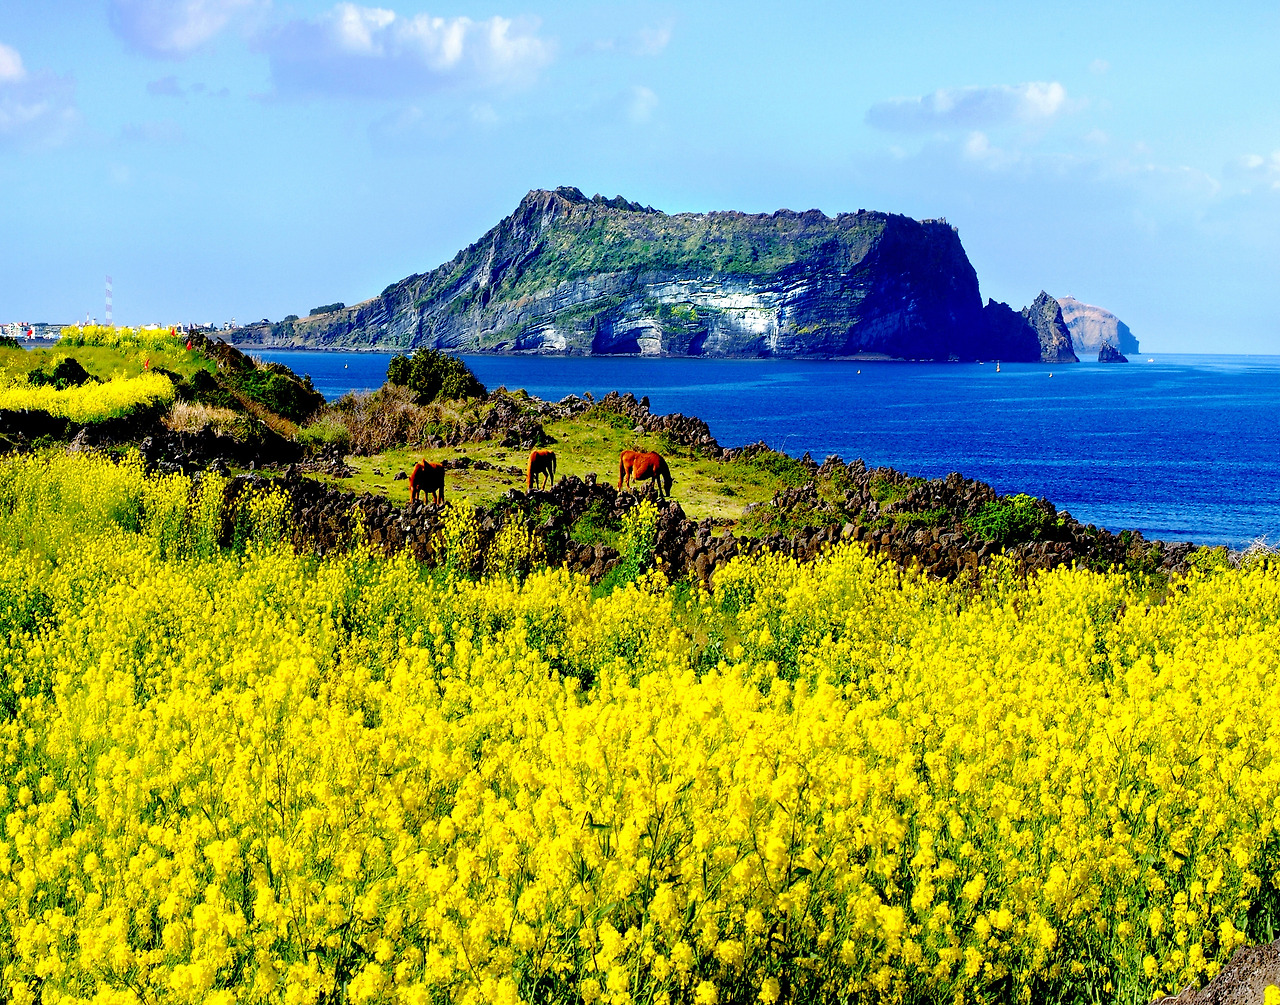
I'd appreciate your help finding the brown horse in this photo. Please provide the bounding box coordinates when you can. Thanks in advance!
[409,460,445,505]
[618,450,673,497]
[526,449,557,491]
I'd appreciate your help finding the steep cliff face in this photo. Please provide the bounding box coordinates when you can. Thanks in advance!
[235,187,1001,360]
[1023,291,1079,363]
[1057,296,1140,355]
[979,300,1042,362]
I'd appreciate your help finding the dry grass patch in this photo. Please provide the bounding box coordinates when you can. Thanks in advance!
[163,401,246,435]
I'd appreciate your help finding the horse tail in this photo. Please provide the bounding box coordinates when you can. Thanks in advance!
[660,457,673,496]
[618,452,626,490]
[549,451,557,484]
[526,451,535,492]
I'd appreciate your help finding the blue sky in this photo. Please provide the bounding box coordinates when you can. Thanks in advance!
[2,1,1278,352]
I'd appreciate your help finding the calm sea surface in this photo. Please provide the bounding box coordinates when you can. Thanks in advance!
[258,350,1280,547]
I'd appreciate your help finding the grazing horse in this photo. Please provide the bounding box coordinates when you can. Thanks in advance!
[409,460,445,505]
[618,450,673,497]
[526,449,557,491]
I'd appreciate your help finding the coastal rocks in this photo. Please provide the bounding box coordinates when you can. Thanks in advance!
[1058,296,1140,356]
[1098,342,1129,363]
[1022,291,1079,363]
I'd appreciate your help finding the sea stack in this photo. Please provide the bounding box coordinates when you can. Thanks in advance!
[1098,342,1129,363]
[1022,291,1079,363]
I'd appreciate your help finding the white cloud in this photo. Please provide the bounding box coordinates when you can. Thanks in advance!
[109,0,259,57]
[1234,151,1280,192]
[628,85,658,124]
[633,24,672,57]
[0,43,25,82]
[262,3,554,99]
[0,43,77,149]
[866,81,1070,132]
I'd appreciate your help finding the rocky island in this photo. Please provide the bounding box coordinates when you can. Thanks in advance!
[231,187,1082,363]
[1057,295,1140,357]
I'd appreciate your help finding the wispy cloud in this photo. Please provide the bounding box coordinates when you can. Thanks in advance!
[1233,151,1280,193]
[109,0,259,57]
[122,118,187,143]
[0,42,77,149]
[146,74,184,97]
[589,21,673,57]
[627,85,658,124]
[867,81,1070,132]
[260,3,554,99]
[0,42,24,82]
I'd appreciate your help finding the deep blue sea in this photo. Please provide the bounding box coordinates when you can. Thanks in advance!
[257,350,1280,548]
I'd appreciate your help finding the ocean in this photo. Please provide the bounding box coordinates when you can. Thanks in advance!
[256,349,1280,548]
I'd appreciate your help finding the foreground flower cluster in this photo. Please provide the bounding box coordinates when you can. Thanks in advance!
[1,453,1278,1005]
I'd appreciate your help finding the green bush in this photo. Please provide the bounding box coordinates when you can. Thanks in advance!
[233,367,325,423]
[965,493,1052,544]
[386,350,486,405]
[26,356,98,391]
[297,413,352,452]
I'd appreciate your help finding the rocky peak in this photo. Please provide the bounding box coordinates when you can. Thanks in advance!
[1023,291,1079,363]
[1098,342,1129,363]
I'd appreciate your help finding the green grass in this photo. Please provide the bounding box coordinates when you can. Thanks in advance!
[316,408,782,527]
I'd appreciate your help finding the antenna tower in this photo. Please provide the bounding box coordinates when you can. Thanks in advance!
[105,276,113,326]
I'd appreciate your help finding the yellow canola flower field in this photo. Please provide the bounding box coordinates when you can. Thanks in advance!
[0,372,176,423]
[1,452,1279,1005]
[58,326,186,351]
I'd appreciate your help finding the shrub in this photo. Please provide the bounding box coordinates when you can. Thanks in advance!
[26,356,98,390]
[297,412,353,453]
[386,349,486,405]
[965,492,1053,544]
[317,385,455,455]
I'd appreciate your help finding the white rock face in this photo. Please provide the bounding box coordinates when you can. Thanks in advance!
[1058,297,1139,355]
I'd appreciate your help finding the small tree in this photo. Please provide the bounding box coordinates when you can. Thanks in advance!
[386,350,485,405]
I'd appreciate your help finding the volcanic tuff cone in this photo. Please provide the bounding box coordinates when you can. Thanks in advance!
[1057,295,1140,356]
[234,187,1054,361]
